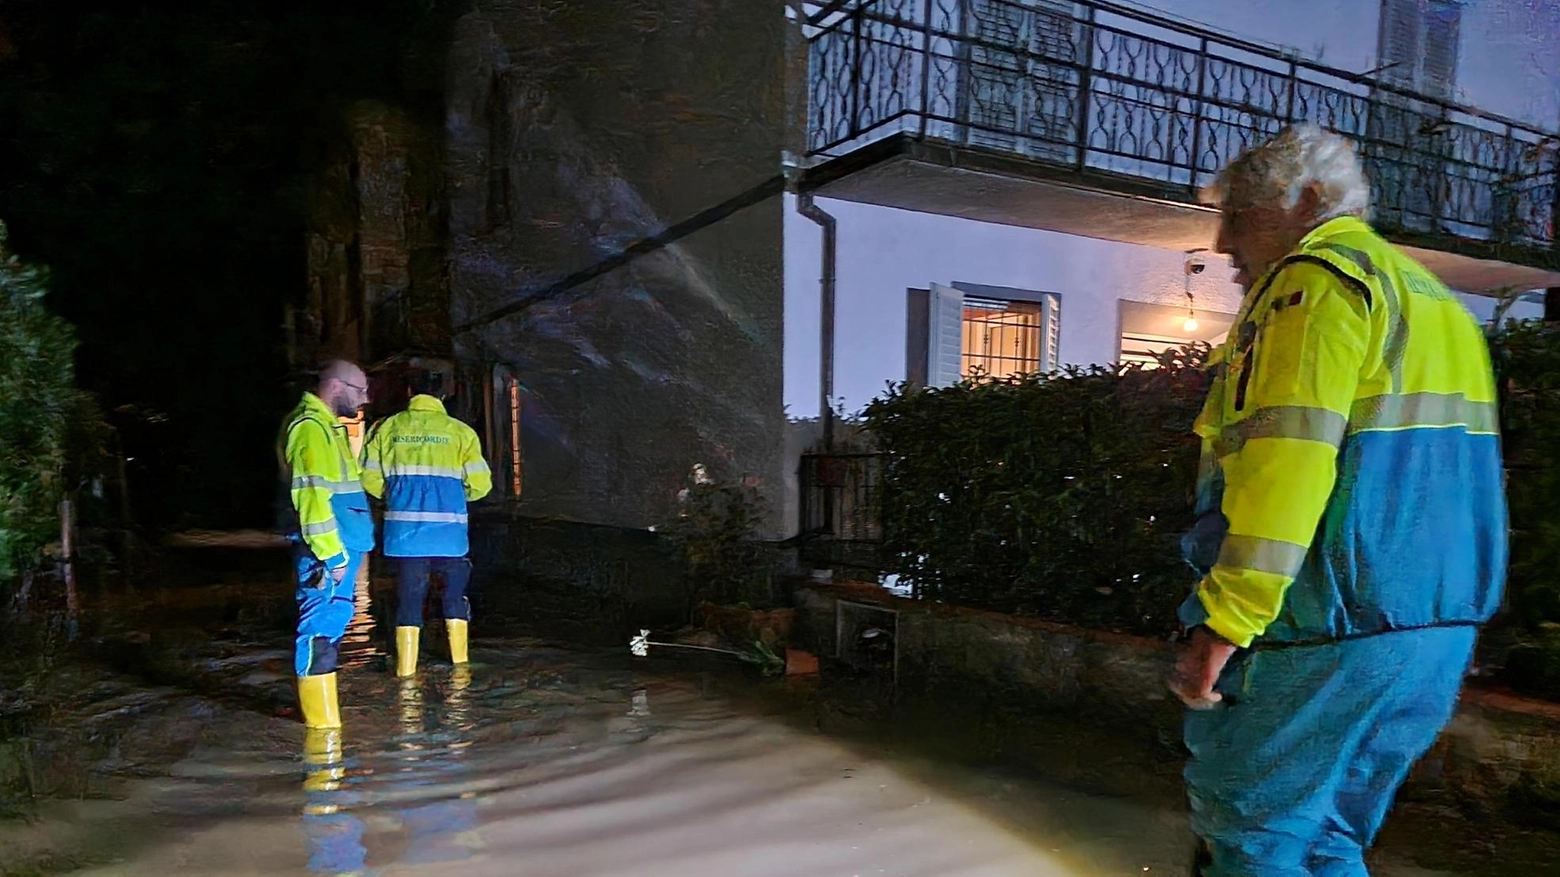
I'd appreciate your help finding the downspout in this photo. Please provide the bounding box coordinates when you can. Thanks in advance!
[795,190,838,450]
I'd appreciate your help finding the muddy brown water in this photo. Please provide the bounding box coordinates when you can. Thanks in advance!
[2,559,1558,875]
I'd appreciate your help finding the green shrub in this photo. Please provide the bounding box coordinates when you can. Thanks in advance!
[660,467,774,613]
[0,223,100,587]
[1489,318,1560,632]
[862,348,1208,636]
[857,316,1560,653]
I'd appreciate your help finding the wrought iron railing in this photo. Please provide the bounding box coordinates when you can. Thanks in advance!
[805,0,1559,259]
[798,451,885,570]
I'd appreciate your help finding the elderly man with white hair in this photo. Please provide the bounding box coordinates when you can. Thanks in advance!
[1169,124,1506,875]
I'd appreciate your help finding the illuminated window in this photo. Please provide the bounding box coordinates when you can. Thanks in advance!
[507,378,522,497]
[961,296,1048,380]
[339,413,366,458]
[907,283,1059,388]
[1117,300,1233,369]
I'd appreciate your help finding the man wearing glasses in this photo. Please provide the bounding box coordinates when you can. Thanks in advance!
[278,358,376,730]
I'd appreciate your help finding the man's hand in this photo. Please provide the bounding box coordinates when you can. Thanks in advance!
[330,564,348,584]
[1169,627,1240,710]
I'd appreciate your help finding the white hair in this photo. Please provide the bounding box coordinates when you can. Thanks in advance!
[1201,123,1372,223]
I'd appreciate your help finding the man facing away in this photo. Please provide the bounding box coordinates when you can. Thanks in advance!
[362,372,492,677]
[279,359,376,730]
[1169,124,1506,876]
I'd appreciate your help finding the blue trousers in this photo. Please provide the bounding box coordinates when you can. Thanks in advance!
[294,546,366,677]
[1185,626,1475,877]
[396,556,472,628]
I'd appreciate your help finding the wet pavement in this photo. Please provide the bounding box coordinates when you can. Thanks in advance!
[4,563,1560,876]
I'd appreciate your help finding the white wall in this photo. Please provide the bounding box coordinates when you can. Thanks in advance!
[783,196,1544,420]
[783,195,1246,419]
[1456,0,1560,128]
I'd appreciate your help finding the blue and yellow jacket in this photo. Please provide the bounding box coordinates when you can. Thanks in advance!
[280,392,376,569]
[362,396,492,558]
[1181,216,1507,648]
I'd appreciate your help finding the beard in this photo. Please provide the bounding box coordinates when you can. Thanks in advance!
[332,399,361,419]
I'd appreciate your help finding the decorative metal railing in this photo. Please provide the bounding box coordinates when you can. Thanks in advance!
[805,0,1558,259]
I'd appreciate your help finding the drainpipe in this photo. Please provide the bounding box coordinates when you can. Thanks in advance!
[796,190,838,450]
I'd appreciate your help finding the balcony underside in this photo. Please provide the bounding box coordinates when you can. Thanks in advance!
[802,136,1560,295]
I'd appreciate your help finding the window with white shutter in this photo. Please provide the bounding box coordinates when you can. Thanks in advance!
[1371,0,1461,231]
[927,283,966,388]
[960,0,1080,162]
[906,283,1062,388]
[1377,0,1461,98]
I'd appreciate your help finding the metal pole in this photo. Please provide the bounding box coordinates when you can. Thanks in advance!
[850,6,865,139]
[1074,3,1096,171]
[60,494,80,641]
[1189,36,1208,191]
[918,0,935,139]
[796,192,839,451]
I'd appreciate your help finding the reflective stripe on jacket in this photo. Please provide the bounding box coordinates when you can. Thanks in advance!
[362,395,492,558]
[1181,216,1507,648]
[281,392,375,568]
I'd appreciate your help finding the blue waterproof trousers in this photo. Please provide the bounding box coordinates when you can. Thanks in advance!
[294,542,367,677]
[395,556,472,628]
[1185,626,1475,877]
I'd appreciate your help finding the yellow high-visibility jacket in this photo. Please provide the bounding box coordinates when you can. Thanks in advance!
[279,392,375,569]
[1181,216,1506,648]
[362,395,492,558]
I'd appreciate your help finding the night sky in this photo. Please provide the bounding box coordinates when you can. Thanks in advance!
[0,2,451,531]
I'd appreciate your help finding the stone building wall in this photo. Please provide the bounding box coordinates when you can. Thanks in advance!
[444,0,788,533]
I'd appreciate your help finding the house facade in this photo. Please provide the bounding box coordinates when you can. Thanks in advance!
[290,0,1558,562]
[785,0,1560,430]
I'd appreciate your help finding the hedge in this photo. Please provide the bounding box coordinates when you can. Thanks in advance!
[862,321,1560,645]
[0,222,100,589]
[861,347,1208,637]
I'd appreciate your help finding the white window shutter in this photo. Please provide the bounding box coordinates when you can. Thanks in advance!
[1420,2,1460,100]
[928,282,965,388]
[1378,0,1421,87]
[1042,293,1061,373]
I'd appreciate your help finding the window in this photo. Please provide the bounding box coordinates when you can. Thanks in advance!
[486,365,524,499]
[1117,300,1233,369]
[1377,0,1461,99]
[962,296,1049,379]
[1371,0,1461,231]
[960,0,1080,162]
[506,377,523,498]
[906,283,1060,388]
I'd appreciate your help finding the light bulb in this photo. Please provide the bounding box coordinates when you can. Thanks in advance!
[1183,316,1199,333]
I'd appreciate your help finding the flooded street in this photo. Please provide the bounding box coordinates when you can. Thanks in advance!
[3,562,1559,877]
[6,638,1184,876]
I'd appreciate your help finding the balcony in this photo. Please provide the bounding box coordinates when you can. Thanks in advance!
[800,0,1560,290]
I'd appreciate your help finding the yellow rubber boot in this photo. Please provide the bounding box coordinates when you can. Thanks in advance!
[448,664,474,731]
[298,673,342,730]
[396,626,420,678]
[398,677,423,733]
[447,618,470,665]
[302,727,344,794]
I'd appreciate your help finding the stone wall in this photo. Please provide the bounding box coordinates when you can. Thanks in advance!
[445,0,787,534]
[467,508,691,642]
[795,583,1560,811]
[302,101,449,371]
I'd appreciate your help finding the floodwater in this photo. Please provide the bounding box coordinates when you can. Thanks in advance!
[4,565,1559,876]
